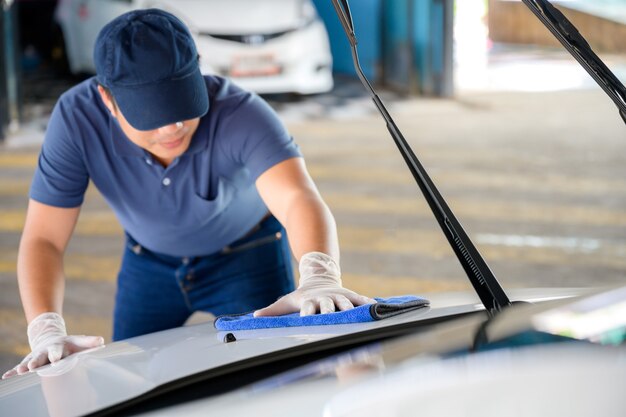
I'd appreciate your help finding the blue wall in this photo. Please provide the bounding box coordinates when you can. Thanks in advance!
[382,0,411,89]
[313,0,453,96]
[413,0,451,96]
[312,0,382,80]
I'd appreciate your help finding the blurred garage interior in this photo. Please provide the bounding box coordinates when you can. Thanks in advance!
[0,0,625,372]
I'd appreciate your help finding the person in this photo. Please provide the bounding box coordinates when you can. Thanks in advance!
[2,9,374,379]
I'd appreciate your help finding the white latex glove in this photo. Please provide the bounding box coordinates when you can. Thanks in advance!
[254,252,376,317]
[2,312,104,379]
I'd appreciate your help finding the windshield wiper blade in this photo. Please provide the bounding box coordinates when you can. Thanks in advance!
[330,0,511,315]
[522,0,626,125]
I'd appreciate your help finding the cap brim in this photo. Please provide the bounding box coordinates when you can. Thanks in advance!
[111,68,209,131]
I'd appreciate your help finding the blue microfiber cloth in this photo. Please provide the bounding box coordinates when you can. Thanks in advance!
[214,295,429,331]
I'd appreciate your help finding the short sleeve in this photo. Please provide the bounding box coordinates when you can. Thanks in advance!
[30,100,89,208]
[220,92,302,180]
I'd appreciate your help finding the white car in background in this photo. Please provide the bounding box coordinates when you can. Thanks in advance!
[54,0,334,95]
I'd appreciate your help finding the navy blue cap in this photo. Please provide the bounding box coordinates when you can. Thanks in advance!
[94,9,209,131]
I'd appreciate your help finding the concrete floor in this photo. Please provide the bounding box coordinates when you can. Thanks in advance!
[1,66,625,374]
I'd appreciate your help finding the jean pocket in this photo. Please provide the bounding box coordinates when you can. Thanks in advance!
[221,231,283,255]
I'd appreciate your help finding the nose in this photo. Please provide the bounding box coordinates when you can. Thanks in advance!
[158,121,184,134]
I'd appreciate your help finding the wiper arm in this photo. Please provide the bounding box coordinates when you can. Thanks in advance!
[522,0,626,125]
[330,0,511,315]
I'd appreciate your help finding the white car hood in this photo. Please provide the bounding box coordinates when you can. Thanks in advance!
[143,0,307,34]
[0,288,588,417]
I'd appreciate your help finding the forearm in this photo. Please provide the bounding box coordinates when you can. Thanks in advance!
[255,158,340,261]
[282,190,339,262]
[17,237,66,323]
[4,242,102,378]
[255,195,375,317]
[254,160,375,317]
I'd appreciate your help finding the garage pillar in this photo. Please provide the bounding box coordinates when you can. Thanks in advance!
[1,0,21,142]
[382,0,454,96]
[313,0,453,97]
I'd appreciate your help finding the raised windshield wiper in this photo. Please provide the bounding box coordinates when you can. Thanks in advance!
[330,0,512,315]
[522,0,626,125]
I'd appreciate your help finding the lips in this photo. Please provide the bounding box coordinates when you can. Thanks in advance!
[159,135,185,150]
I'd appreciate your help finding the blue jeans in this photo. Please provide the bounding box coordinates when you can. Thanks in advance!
[112,215,295,341]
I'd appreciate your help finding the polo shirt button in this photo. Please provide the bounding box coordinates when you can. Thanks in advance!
[162,177,171,186]
[145,158,152,165]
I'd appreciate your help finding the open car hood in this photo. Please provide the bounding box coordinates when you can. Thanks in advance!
[132,286,626,417]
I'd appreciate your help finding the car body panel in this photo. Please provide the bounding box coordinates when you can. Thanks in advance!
[128,286,626,417]
[0,287,591,417]
[126,345,626,417]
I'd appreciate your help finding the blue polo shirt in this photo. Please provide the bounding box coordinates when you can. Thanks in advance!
[30,76,301,257]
